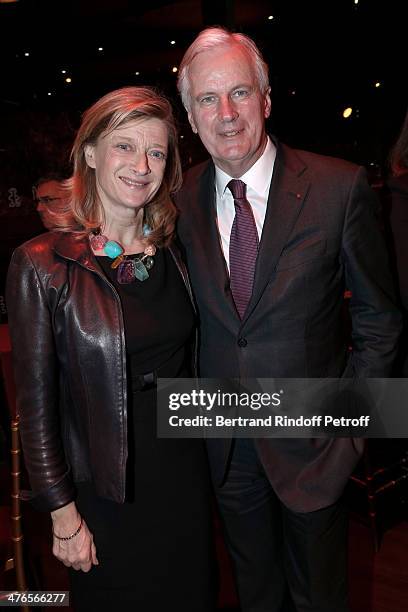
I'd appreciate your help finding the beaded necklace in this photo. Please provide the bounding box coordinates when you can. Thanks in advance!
[89,226,156,284]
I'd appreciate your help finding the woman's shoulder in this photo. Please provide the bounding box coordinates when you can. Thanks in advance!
[16,232,60,253]
[12,231,77,266]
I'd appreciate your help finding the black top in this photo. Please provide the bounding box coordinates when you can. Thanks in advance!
[97,248,195,375]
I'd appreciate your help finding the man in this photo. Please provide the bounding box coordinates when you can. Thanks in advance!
[34,173,67,229]
[175,27,401,612]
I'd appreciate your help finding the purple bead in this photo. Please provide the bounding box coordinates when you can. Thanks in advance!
[117,259,135,284]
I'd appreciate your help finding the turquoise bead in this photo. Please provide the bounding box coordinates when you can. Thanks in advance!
[104,240,123,259]
[134,259,149,281]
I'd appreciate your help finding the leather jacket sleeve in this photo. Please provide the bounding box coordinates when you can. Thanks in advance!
[6,244,75,512]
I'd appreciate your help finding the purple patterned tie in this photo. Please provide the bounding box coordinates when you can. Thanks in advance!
[228,179,259,319]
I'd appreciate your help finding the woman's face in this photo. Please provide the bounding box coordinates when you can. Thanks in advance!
[85,117,168,218]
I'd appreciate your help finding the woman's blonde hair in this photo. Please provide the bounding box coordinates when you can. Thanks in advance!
[53,86,182,246]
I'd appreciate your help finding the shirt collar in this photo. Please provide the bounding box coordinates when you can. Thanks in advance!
[215,136,276,198]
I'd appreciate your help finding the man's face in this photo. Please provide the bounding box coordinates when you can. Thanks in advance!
[35,180,66,229]
[187,44,271,177]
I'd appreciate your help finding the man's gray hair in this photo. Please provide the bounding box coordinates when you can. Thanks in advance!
[177,27,270,110]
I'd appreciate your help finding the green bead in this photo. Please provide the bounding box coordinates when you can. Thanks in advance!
[104,240,123,259]
[134,259,149,281]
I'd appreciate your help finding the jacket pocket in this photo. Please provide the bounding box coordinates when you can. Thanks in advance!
[276,239,327,271]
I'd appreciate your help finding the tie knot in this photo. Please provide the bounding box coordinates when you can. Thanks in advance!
[228,179,246,201]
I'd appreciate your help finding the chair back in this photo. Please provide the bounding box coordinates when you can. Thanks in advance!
[0,323,29,603]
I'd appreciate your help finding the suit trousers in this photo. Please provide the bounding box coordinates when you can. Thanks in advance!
[214,439,349,612]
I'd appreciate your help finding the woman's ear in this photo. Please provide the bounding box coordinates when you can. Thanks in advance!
[84,144,96,168]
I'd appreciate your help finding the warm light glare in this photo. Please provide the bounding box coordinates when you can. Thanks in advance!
[375,81,381,88]
[65,77,72,83]
[343,107,353,118]
[354,0,359,4]
[172,66,178,73]
[135,71,140,76]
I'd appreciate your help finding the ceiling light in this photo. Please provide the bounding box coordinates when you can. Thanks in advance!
[135,71,140,76]
[343,107,353,119]
[65,77,72,83]
[98,47,103,52]
[24,52,30,57]
[375,81,381,88]
[172,66,178,73]
[170,40,176,45]
[268,15,274,20]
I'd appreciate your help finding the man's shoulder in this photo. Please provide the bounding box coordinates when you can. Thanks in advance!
[181,159,214,189]
[280,141,360,180]
[175,159,214,214]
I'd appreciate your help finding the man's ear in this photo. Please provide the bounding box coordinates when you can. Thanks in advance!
[84,144,96,168]
[187,111,198,135]
[264,87,272,119]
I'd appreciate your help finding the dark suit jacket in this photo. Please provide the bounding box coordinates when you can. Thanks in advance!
[387,172,408,375]
[176,138,402,512]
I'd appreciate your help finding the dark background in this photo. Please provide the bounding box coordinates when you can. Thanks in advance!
[0,0,407,320]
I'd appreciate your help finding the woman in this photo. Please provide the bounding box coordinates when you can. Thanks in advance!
[6,87,216,610]
[386,108,408,375]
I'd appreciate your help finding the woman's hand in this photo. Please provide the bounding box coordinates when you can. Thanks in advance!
[51,501,99,572]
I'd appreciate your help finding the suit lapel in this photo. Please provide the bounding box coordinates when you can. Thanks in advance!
[242,140,311,324]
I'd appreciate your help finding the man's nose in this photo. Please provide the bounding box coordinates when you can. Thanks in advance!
[218,96,238,122]
[130,152,151,175]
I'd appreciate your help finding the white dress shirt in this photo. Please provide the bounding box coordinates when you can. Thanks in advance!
[215,137,276,271]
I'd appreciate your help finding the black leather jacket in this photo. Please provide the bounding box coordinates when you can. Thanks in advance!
[6,231,195,512]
